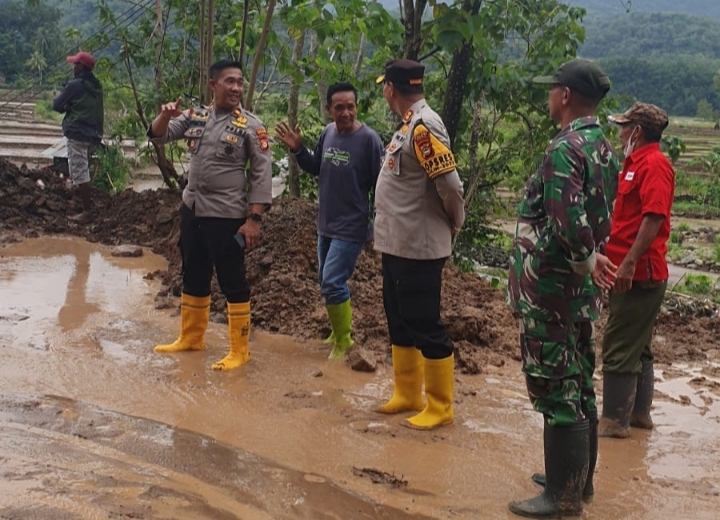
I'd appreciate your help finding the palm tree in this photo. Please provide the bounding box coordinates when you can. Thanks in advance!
[25,50,47,83]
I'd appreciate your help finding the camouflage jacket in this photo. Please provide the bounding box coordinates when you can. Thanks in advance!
[507,116,619,322]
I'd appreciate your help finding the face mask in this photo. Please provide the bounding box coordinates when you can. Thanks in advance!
[623,127,639,157]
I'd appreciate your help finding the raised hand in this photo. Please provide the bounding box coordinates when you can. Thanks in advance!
[274,121,302,152]
[160,97,184,119]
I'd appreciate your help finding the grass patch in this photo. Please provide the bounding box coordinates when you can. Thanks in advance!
[672,273,720,303]
[33,99,62,124]
[673,201,720,218]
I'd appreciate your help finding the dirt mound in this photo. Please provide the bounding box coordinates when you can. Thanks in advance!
[157,197,519,373]
[1,157,718,370]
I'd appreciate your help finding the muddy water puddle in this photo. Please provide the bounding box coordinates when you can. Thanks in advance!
[0,236,719,519]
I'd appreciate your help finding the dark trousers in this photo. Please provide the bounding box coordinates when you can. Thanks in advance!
[602,280,667,374]
[381,253,453,359]
[179,203,249,303]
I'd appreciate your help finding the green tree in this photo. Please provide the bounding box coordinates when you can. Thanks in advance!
[696,99,715,121]
[25,50,46,83]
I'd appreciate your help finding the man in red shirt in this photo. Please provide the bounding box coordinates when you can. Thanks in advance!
[599,102,675,438]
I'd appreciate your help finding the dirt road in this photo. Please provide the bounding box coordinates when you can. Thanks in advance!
[0,236,719,519]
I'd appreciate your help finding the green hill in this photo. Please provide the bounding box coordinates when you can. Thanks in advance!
[566,0,720,19]
[577,11,720,116]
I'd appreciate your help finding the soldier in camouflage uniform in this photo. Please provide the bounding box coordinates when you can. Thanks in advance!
[506,59,620,518]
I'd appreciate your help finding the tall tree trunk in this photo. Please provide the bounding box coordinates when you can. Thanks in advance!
[440,0,483,146]
[309,31,329,123]
[464,101,484,209]
[353,33,366,78]
[206,0,214,102]
[122,37,180,190]
[239,0,249,66]
[199,0,206,103]
[402,0,428,60]
[154,0,163,103]
[441,41,473,147]
[287,29,306,198]
[245,0,277,111]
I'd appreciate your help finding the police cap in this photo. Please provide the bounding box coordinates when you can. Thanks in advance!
[533,59,610,100]
[376,59,425,93]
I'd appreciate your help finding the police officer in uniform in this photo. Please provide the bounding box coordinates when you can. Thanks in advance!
[149,59,272,371]
[374,60,465,430]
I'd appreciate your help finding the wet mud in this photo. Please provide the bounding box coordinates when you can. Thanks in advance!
[0,394,433,520]
[1,159,720,518]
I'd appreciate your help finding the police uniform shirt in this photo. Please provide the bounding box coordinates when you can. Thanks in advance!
[374,99,465,260]
[149,106,273,218]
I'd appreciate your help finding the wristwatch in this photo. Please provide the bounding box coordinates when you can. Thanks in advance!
[247,212,262,223]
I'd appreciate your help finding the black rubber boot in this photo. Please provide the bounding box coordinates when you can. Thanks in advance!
[530,410,597,503]
[509,420,589,518]
[69,182,93,223]
[630,360,654,429]
[598,372,637,438]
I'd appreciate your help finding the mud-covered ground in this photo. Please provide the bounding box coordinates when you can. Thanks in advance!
[1,157,719,370]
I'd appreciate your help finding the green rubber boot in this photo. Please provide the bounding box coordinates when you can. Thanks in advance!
[326,300,353,359]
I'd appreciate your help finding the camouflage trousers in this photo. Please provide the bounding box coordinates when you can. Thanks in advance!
[519,317,597,426]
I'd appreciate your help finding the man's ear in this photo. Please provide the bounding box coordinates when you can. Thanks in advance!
[324,104,331,114]
[562,87,571,105]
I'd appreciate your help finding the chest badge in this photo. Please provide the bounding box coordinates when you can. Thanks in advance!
[625,171,635,181]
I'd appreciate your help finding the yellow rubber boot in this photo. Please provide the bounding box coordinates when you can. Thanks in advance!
[212,301,251,370]
[377,345,425,414]
[404,355,454,430]
[154,294,210,353]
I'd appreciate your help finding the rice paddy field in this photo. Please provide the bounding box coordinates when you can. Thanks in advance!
[667,117,720,172]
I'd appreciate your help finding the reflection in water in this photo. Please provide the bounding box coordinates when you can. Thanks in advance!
[57,247,100,331]
[0,237,167,347]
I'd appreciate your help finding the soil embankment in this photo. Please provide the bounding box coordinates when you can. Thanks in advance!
[1,157,718,368]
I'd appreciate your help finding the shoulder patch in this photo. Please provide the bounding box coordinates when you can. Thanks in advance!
[412,124,457,179]
[256,128,270,152]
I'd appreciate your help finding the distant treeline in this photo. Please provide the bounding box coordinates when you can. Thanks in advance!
[577,12,720,116]
[566,0,720,19]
